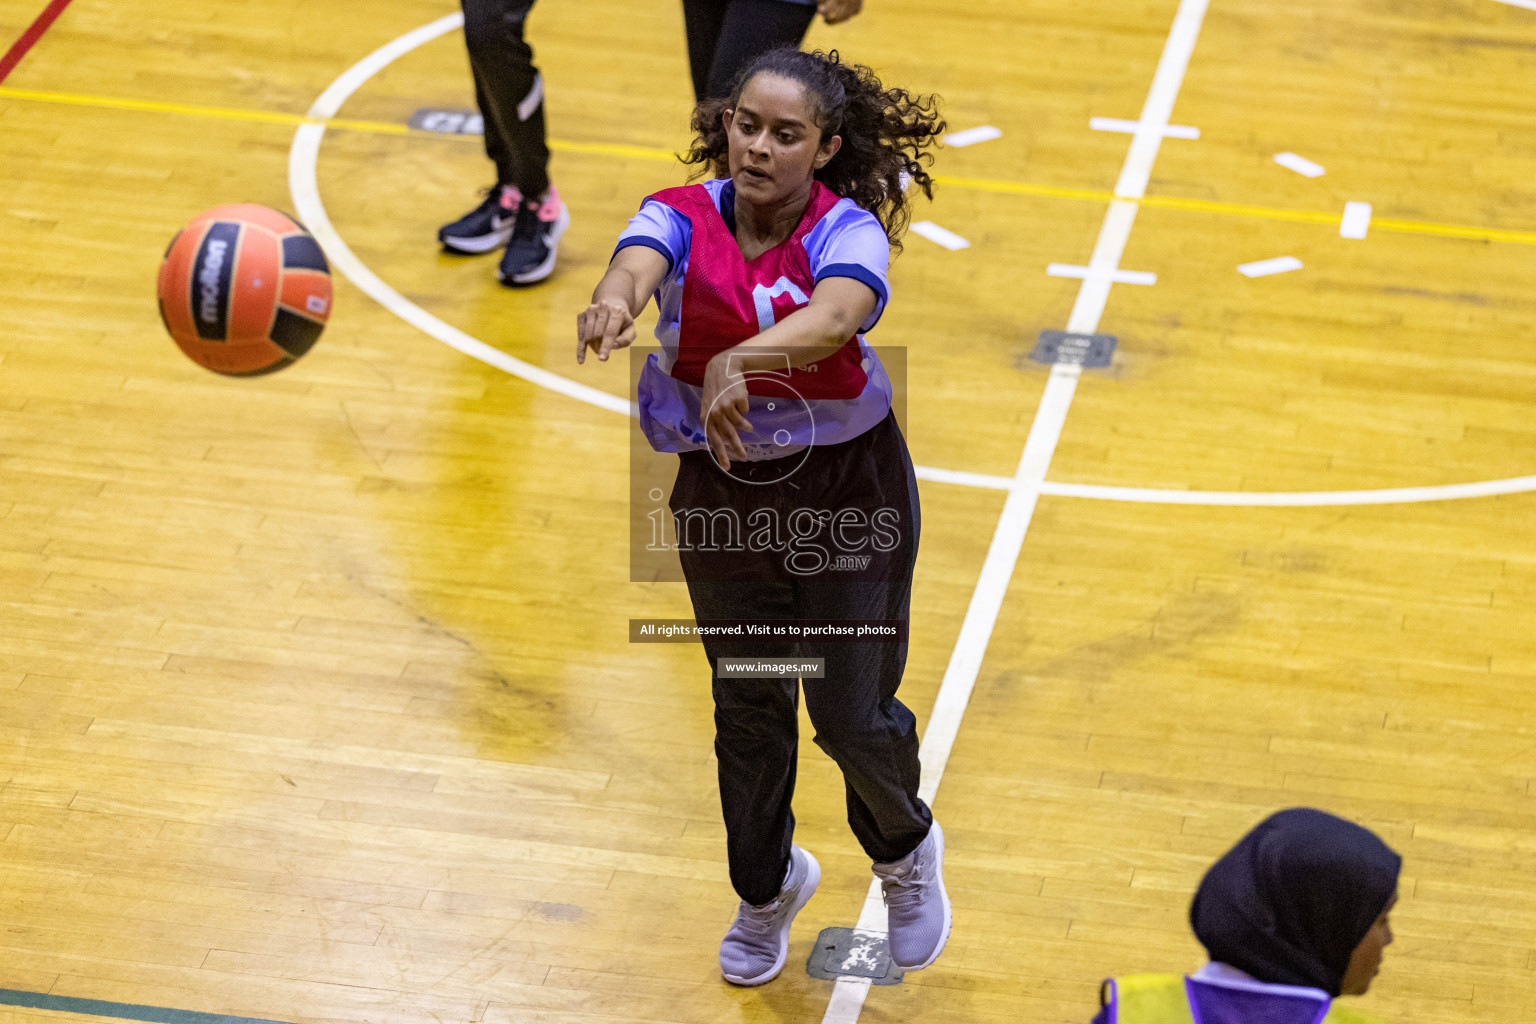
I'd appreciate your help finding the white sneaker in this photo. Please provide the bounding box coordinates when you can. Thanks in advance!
[873,820,951,970]
[719,845,820,986]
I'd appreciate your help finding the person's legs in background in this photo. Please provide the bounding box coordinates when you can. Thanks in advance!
[682,0,729,104]
[436,65,519,256]
[440,0,570,285]
[706,0,817,99]
[683,0,817,102]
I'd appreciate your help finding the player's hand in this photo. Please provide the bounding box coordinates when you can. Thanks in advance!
[700,354,753,471]
[818,0,863,25]
[576,299,636,364]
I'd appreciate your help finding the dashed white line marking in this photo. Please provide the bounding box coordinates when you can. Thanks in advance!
[910,221,971,250]
[1238,256,1304,277]
[944,125,1003,147]
[1274,151,1325,177]
[1340,201,1372,239]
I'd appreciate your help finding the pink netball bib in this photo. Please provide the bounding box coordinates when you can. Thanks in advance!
[649,181,867,400]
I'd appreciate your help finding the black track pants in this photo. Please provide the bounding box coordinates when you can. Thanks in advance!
[682,0,818,102]
[461,0,551,197]
[671,412,933,906]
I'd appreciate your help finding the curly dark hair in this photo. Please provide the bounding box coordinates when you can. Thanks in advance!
[681,48,945,252]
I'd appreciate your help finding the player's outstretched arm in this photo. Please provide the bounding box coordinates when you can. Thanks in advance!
[724,276,878,374]
[576,246,670,364]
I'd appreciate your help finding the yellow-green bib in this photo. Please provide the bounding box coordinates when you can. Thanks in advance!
[1105,974,1381,1024]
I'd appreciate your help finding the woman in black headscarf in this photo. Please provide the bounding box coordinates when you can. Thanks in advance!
[1094,808,1401,1024]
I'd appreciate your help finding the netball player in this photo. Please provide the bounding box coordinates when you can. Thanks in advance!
[684,0,866,102]
[1097,808,1401,1023]
[575,48,946,985]
[437,0,570,286]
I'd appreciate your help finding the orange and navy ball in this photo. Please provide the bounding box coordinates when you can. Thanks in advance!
[156,204,332,376]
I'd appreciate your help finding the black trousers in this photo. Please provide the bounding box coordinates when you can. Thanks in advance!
[461,0,551,197]
[682,0,818,102]
[671,412,933,906]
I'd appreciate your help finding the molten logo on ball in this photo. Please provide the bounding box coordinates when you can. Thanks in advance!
[197,240,228,324]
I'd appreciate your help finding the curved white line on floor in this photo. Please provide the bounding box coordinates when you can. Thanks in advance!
[289,16,1536,509]
[287,11,635,418]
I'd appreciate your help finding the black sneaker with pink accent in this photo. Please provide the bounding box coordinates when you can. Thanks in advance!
[439,185,518,254]
[499,186,570,286]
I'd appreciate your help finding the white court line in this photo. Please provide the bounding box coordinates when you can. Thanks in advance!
[287,16,1536,551]
[914,471,1536,507]
[1042,476,1536,505]
[913,465,1013,491]
[1274,151,1325,177]
[1090,116,1200,140]
[1341,201,1372,239]
[944,125,1003,147]
[1238,255,1303,277]
[1490,0,1536,10]
[910,221,971,250]
[825,0,1213,1020]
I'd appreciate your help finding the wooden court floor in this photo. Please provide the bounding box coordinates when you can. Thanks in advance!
[3,0,1536,1022]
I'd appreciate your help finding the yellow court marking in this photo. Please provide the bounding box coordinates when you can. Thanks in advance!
[547,137,681,162]
[930,173,1117,205]
[0,84,410,134]
[5,84,1536,248]
[1138,193,1341,226]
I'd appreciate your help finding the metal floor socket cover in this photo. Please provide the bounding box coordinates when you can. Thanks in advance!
[1031,330,1117,368]
[805,928,905,985]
